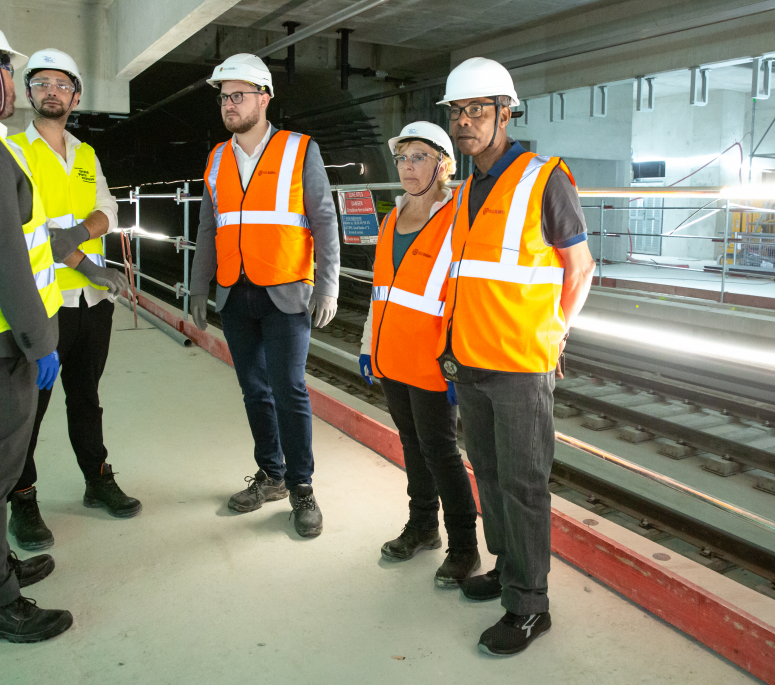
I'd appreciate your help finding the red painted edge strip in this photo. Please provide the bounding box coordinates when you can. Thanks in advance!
[134,296,775,684]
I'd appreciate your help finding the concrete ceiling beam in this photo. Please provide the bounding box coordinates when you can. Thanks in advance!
[110,0,244,80]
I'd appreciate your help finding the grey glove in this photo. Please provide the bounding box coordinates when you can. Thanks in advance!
[75,257,130,297]
[191,294,208,331]
[49,223,90,262]
[308,292,337,328]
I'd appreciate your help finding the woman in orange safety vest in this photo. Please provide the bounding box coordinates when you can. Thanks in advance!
[359,121,480,588]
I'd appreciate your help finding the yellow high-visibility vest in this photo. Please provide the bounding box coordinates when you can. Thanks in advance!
[9,133,107,292]
[0,137,63,333]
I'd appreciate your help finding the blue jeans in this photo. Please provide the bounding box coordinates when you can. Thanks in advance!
[220,283,313,488]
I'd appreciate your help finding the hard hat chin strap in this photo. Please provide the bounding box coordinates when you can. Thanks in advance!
[27,87,77,119]
[488,98,503,148]
[407,159,443,197]
[0,70,5,117]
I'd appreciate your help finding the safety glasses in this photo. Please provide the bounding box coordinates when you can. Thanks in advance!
[448,102,496,121]
[217,91,264,106]
[392,152,441,168]
[29,81,76,94]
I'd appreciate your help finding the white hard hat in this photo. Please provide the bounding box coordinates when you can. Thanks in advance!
[207,53,274,97]
[437,57,519,107]
[388,121,455,159]
[24,49,82,93]
[0,30,28,71]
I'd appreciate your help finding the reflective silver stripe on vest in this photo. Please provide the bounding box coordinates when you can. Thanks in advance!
[216,210,309,229]
[25,222,50,251]
[54,253,106,270]
[275,132,302,213]
[450,259,564,285]
[372,285,444,317]
[423,225,453,302]
[372,285,389,301]
[500,155,550,265]
[34,265,55,290]
[207,143,227,216]
[48,213,76,229]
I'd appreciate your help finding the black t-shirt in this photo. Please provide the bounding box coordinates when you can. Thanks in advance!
[467,141,587,249]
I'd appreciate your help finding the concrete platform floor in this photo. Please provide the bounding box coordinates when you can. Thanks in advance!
[595,262,775,299]
[3,303,763,684]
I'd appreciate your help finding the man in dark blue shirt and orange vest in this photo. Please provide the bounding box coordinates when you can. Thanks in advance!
[436,57,596,656]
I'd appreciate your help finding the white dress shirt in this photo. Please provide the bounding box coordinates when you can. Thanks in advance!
[8,122,119,308]
[359,189,453,355]
[231,123,272,191]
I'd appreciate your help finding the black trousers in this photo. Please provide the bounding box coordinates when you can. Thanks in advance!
[14,297,114,492]
[0,356,38,605]
[380,377,477,550]
[456,372,555,615]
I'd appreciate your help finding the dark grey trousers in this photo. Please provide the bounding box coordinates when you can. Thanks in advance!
[0,356,39,606]
[456,371,555,615]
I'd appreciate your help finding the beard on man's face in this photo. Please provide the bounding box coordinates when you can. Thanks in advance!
[36,97,68,119]
[223,106,261,134]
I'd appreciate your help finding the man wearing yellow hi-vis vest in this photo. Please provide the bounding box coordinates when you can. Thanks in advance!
[7,49,140,553]
[0,29,73,643]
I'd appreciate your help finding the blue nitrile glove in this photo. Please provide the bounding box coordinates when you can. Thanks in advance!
[359,354,373,385]
[446,381,457,406]
[35,350,60,391]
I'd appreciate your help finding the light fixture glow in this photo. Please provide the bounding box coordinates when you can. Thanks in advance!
[720,184,775,200]
[571,313,775,369]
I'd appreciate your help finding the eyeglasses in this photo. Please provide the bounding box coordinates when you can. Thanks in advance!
[217,91,264,106]
[0,54,13,78]
[30,81,76,94]
[448,102,496,121]
[392,152,441,168]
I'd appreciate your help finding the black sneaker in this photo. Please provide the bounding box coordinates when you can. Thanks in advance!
[83,464,142,518]
[7,552,55,588]
[478,611,551,656]
[461,568,502,601]
[434,548,481,588]
[228,469,288,513]
[381,525,441,562]
[289,484,323,538]
[9,487,54,551]
[0,596,73,643]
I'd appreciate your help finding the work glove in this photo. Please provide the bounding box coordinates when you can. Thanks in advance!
[35,350,60,391]
[308,292,337,328]
[446,381,457,407]
[75,257,130,297]
[191,294,208,331]
[359,354,373,385]
[48,222,90,262]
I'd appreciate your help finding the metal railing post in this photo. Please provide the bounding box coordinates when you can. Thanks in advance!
[598,200,605,285]
[134,186,141,291]
[183,182,190,320]
[721,201,730,303]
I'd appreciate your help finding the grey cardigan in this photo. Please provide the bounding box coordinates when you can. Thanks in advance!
[190,126,340,313]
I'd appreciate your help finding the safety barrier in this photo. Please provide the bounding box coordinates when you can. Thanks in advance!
[109,183,775,318]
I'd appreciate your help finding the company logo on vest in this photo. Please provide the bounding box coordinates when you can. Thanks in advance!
[482,208,504,215]
[412,248,432,258]
[257,170,277,177]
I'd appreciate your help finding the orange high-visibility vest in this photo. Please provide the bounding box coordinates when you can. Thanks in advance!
[437,153,575,374]
[371,200,455,392]
[204,130,313,288]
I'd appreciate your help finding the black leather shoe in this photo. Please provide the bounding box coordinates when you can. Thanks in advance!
[7,552,55,588]
[434,548,481,588]
[228,469,288,513]
[9,488,54,551]
[289,484,323,538]
[478,611,551,656]
[83,464,142,518]
[381,525,441,562]
[461,568,502,600]
[0,596,73,643]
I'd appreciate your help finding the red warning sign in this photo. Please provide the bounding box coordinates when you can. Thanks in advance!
[342,192,375,215]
